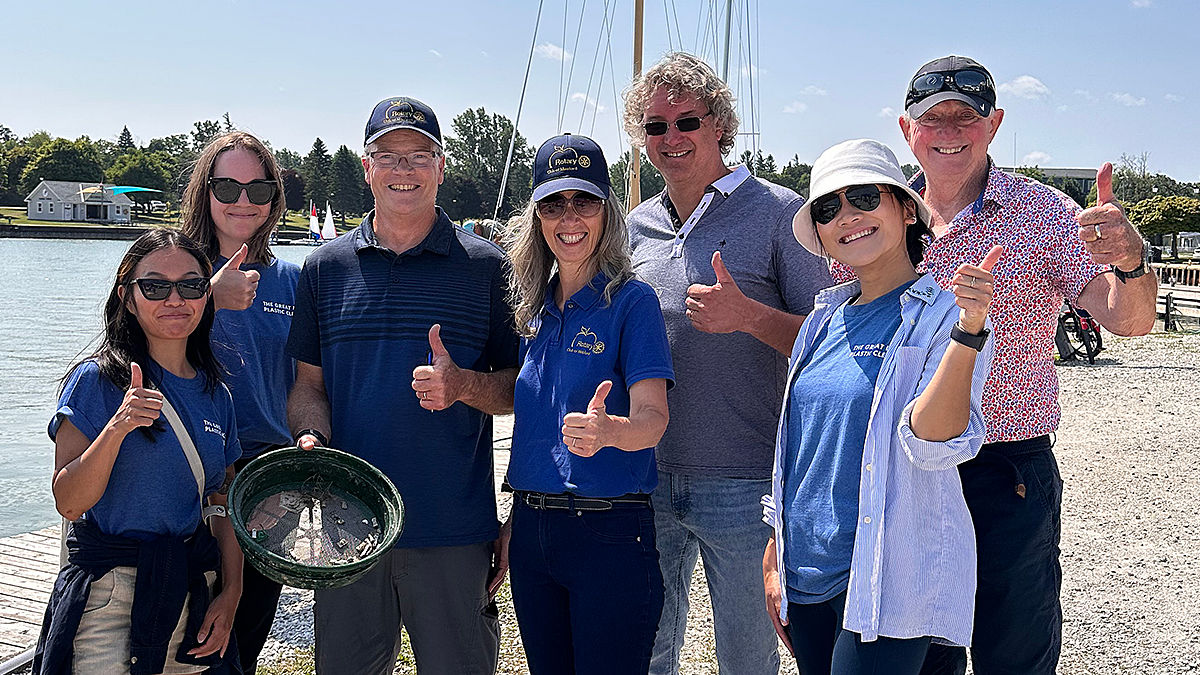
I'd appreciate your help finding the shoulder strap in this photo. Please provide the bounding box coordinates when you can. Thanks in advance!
[160,396,227,523]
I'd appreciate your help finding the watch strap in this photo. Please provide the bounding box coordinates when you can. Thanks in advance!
[294,427,329,447]
[1113,239,1151,282]
[950,322,989,352]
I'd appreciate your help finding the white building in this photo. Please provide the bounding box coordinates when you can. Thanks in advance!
[24,181,133,223]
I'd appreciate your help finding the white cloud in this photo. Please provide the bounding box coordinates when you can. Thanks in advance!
[1131,0,1152,7]
[569,92,606,113]
[481,51,490,58]
[1056,105,1070,113]
[534,42,572,62]
[1074,89,1099,103]
[878,107,897,118]
[998,75,1050,100]
[428,49,443,58]
[1109,92,1147,107]
[1022,151,1052,165]
[1165,93,1184,102]
[782,101,807,114]
[798,85,826,96]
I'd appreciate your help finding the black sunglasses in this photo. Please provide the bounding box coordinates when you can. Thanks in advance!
[208,177,278,205]
[811,185,893,225]
[128,277,211,301]
[536,193,605,220]
[642,111,713,136]
[908,69,994,100]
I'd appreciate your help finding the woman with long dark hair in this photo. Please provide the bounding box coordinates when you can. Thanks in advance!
[35,229,242,675]
[762,139,1000,675]
[180,131,299,674]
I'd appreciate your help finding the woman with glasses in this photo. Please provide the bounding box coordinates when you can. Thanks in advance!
[501,134,674,674]
[179,131,299,675]
[761,139,999,675]
[36,229,242,674]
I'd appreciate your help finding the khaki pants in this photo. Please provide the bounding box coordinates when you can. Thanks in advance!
[73,566,217,675]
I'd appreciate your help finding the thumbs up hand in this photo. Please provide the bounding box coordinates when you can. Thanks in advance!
[685,251,752,334]
[950,245,1004,335]
[112,362,163,434]
[562,381,614,457]
[1077,163,1145,271]
[412,324,463,411]
[211,244,261,311]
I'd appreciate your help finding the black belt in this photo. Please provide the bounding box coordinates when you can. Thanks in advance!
[514,490,651,511]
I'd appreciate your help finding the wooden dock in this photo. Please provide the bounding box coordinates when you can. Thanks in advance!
[0,415,514,664]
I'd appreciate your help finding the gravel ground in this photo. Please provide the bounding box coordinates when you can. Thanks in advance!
[252,329,1200,674]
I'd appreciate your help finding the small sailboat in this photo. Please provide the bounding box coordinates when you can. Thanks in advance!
[322,202,338,241]
[306,201,322,245]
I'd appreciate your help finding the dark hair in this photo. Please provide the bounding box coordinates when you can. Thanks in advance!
[180,131,284,266]
[889,188,934,267]
[63,229,223,438]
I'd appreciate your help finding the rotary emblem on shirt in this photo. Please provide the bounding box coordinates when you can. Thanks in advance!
[568,327,606,355]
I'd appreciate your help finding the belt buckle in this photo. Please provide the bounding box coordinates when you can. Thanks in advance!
[526,492,546,510]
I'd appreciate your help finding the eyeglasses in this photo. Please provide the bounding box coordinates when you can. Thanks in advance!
[208,177,278,205]
[811,185,892,225]
[369,150,439,170]
[127,277,211,301]
[908,69,994,102]
[536,193,605,220]
[642,111,713,136]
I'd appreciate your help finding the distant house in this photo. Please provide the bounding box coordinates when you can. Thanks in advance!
[24,181,133,223]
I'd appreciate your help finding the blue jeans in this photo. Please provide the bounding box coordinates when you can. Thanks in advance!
[649,470,780,675]
[788,594,932,675]
[920,438,1063,675]
[509,497,664,675]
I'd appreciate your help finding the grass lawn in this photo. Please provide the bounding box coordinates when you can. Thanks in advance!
[0,206,362,235]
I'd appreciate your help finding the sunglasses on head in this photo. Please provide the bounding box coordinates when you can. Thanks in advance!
[537,193,605,220]
[208,177,278,205]
[811,185,893,225]
[642,111,713,136]
[127,277,211,301]
[908,69,994,101]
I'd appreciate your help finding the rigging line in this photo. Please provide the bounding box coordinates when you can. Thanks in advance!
[743,0,757,164]
[560,0,589,130]
[494,0,547,221]
[558,0,568,130]
[578,0,612,131]
[669,0,683,53]
[604,6,631,196]
[663,0,674,51]
[590,0,617,136]
[754,0,761,160]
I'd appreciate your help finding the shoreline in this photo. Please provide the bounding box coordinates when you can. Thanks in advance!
[0,222,320,243]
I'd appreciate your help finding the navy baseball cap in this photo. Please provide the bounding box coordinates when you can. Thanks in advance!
[531,133,611,202]
[364,97,442,148]
[905,56,997,119]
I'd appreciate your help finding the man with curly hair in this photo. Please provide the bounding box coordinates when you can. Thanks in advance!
[622,51,832,675]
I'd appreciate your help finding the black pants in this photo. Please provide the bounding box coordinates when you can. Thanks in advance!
[231,452,285,675]
[786,592,931,675]
[920,437,1063,675]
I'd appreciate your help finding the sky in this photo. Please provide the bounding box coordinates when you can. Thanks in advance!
[3,0,1198,184]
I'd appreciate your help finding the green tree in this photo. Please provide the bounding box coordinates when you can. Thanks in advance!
[281,169,307,215]
[116,126,136,154]
[302,138,332,208]
[1014,166,1049,184]
[775,155,812,198]
[608,151,664,204]
[1,145,37,204]
[440,172,484,222]
[106,150,170,214]
[222,113,235,133]
[0,125,17,152]
[20,138,104,194]
[147,134,195,200]
[330,145,364,225]
[900,163,920,180]
[22,131,53,153]
[443,108,534,219]
[191,120,223,152]
[1127,195,1200,258]
[275,148,303,171]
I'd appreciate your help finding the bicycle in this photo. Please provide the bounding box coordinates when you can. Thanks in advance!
[1055,303,1103,364]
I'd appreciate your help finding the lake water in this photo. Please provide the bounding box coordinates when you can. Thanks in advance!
[0,238,315,538]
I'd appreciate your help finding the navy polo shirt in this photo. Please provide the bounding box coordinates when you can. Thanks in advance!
[286,209,519,548]
[508,273,675,497]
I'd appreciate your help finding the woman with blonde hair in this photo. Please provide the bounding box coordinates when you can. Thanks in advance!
[500,133,674,674]
[180,131,300,675]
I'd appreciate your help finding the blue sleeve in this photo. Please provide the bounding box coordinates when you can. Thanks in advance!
[49,361,116,442]
[774,196,834,316]
[618,286,676,390]
[484,258,520,371]
[286,258,322,366]
[218,383,243,467]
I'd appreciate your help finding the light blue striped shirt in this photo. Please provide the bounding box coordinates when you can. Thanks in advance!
[763,274,994,646]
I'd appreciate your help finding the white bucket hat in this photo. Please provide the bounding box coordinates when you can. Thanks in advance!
[792,139,932,256]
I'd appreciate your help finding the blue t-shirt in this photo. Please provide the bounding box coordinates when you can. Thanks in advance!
[783,281,911,604]
[49,360,242,540]
[286,210,520,548]
[509,273,675,497]
[212,255,300,458]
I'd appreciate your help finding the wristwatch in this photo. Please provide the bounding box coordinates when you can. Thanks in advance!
[950,322,989,352]
[293,428,329,447]
[1113,238,1151,283]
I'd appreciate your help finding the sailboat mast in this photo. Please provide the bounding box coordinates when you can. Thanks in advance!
[627,0,644,210]
[721,0,733,81]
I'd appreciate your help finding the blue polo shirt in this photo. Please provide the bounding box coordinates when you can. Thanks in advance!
[286,209,519,548]
[508,273,675,497]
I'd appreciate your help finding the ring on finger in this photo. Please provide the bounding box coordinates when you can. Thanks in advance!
[1094,224,1102,240]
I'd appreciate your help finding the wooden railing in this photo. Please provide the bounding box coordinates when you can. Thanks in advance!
[1152,262,1200,288]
